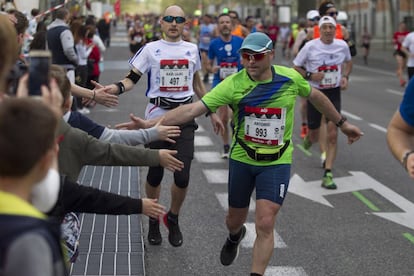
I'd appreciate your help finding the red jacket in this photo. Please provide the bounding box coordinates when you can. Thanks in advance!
[86,38,100,77]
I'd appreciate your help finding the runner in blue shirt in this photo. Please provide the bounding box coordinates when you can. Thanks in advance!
[208,13,244,158]
[387,77,414,179]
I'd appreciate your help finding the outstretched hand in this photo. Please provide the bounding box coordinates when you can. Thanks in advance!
[158,149,184,172]
[141,198,166,218]
[83,80,119,107]
[115,113,148,130]
[155,117,181,143]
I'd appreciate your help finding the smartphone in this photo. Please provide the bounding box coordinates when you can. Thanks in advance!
[28,50,51,96]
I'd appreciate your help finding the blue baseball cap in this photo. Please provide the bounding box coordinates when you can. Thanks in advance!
[240,32,273,52]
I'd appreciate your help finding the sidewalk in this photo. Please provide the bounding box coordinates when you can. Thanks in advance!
[70,22,146,276]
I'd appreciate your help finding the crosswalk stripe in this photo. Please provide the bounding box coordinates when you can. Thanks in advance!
[194,135,214,146]
[215,193,255,211]
[242,223,287,248]
[202,169,228,183]
[264,266,308,276]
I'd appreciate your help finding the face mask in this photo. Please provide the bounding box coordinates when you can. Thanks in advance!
[31,169,60,213]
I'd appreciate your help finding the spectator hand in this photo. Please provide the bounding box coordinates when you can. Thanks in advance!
[16,74,63,118]
[115,113,148,130]
[158,149,184,172]
[155,117,181,143]
[88,80,119,107]
[141,198,166,219]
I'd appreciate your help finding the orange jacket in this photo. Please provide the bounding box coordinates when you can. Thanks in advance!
[313,23,343,39]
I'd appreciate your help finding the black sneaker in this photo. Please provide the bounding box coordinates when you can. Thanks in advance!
[220,225,246,266]
[148,218,162,245]
[163,213,183,247]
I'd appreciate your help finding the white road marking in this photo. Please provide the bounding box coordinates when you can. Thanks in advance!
[216,193,255,211]
[242,223,287,248]
[386,88,404,96]
[194,136,214,146]
[202,169,228,183]
[369,123,387,133]
[341,110,362,121]
[264,266,308,276]
[195,151,225,163]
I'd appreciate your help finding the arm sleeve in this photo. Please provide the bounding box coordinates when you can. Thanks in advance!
[4,234,54,276]
[60,178,142,215]
[99,126,158,145]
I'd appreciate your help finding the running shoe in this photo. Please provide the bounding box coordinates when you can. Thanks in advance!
[321,172,337,189]
[220,225,246,266]
[300,124,308,139]
[163,212,183,247]
[302,135,312,150]
[148,217,162,245]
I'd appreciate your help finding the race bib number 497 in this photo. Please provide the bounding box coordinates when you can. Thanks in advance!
[160,59,189,92]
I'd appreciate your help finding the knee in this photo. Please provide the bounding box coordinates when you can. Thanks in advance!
[255,215,275,235]
[147,167,163,187]
[174,171,190,188]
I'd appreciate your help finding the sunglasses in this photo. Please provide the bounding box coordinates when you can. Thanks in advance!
[327,11,338,16]
[163,15,186,24]
[241,51,270,61]
[310,16,320,22]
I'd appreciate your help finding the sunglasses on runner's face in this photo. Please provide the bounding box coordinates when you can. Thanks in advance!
[241,51,270,61]
[310,16,320,22]
[327,11,338,17]
[163,16,186,24]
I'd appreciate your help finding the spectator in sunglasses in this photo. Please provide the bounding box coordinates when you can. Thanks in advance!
[121,32,363,275]
[101,5,222,249]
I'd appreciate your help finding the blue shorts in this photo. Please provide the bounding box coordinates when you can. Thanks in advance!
[228,159,291,208]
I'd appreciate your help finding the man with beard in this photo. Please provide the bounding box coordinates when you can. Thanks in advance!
[207,13,244,158]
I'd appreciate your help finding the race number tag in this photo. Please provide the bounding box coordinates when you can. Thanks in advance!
[318,64,339,89]
[160,59,189,92]
[244,106,286,146]
[219,62,238,80]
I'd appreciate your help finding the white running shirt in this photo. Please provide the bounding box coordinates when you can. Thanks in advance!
[402,32,414,67]
[129,39,201,119]
[293,38,351,90]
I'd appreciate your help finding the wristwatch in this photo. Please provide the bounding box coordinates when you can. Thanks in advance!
[335,116,347,127]
[305,71,312,80]
[402,150,414,171]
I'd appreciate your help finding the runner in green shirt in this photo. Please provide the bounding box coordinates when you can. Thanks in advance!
[117,32,363,276]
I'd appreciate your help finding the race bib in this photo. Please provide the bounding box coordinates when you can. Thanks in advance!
[219,62,238,80]
[318,64,339,89]
[244,106,286,146]
[160,59,189,92]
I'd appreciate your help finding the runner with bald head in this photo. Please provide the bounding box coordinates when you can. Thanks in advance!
[102,5,221,247]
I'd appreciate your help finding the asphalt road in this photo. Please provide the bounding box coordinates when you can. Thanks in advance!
[75,23,414,276]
